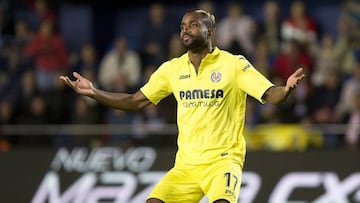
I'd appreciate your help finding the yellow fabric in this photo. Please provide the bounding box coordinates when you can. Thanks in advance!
[147,160,242,203]
[244,124,324,151]
[141,47,274,166]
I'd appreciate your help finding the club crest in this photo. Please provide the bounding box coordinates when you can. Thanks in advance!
[210,71,222,83]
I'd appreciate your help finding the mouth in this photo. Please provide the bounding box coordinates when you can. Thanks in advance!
[182,34,193,42]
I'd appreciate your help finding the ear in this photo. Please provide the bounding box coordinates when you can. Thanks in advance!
[207,28,215,39]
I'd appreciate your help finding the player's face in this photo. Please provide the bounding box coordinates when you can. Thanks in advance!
[180,12,209,51]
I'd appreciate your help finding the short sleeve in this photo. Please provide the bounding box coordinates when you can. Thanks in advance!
[140,61,173,105]
[235,56,274,103]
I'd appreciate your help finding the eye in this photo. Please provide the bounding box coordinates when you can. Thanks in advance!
[180,24,188,32]
[190,23,198,28]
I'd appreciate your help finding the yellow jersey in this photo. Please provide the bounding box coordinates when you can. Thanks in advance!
[140,47,274,167]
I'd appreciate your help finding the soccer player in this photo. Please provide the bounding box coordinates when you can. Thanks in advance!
[60,9,305,203]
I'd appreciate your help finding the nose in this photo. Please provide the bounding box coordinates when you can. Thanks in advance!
[184,25,189,32]
[181,25,190,34]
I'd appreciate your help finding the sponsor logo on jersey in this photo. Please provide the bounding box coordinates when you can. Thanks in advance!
[242,64,251,72]
[179,89,224,100]
[179,74,190,80]
[221,152,228,157]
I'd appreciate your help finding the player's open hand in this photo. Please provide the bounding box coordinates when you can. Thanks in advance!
[59,72,95,97]
[286,68,305,91]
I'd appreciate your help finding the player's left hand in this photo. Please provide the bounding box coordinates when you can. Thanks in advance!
[286,68,305,91]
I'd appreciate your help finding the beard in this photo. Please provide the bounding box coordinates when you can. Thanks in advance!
[182,34,207,52]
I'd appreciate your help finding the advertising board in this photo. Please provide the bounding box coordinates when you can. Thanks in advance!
[0,147,359,203]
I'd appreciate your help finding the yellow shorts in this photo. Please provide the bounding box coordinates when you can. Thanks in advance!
[147,159,242,203]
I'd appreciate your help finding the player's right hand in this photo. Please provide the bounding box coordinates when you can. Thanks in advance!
[59,72,95,97]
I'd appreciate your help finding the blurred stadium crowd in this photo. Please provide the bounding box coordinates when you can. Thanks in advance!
[0,0,359,151]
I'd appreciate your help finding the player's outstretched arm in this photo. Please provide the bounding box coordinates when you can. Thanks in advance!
[262,68,305,104]
[59,72,151,111]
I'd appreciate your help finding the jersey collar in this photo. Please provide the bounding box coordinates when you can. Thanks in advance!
[186,46,221,65]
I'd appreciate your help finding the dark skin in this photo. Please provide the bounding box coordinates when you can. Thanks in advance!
[180,12,214,70]
[60,11,305,203]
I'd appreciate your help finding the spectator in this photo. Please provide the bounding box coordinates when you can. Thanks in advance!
[309,68,342,114]
[0,99,14,150]
[9,19,33,66]
[138,3,176,66]
[312,34,340,86]
[335,27,357,79]
[132,104,166,146]
[281,0,319,53]
[104,108,135,147]
[103,71,135,146]
[24,19,68,92]
[244,97,261,127]
[273,39,313,83]
[0,99,15,125]
[338,0,360,49]
[16,94,47,124]
[27,0,57,29]
[0,46,20,97]
[43,71,73,124]
[197,0,216,16]
[98,36,141,92]
[336,60,360,121]
[70,96,99,124]
[71,42,99,76]
[309,68,343,148]
[272,40,314,122]
[0,20,33,97]
[15,94,52,146]
[216,1,257,57]
[0,0,14,42]
[53,94,99,148]
[257,0,282,58]
[71,42,99,101]
[335,1,360,77]
[345,90,360,150]
[13,70,39,120]
[167,33,185,59]
[251,36,272,77]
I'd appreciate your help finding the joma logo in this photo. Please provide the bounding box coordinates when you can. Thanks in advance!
[179,74,190,80]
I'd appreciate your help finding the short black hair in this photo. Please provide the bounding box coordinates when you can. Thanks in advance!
[186,9,216,29]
